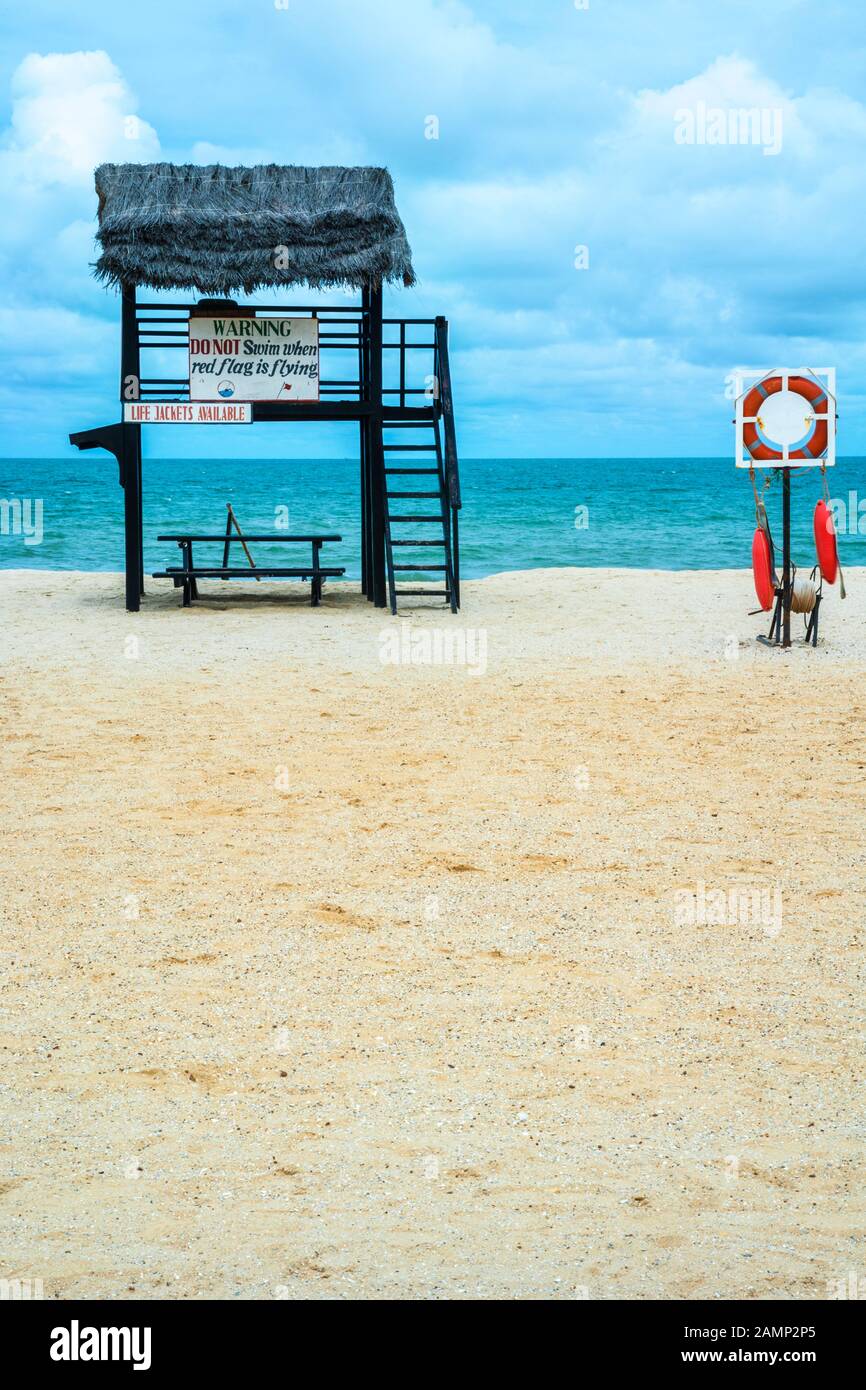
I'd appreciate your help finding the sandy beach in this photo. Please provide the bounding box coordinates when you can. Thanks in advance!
[1,566,864,1301]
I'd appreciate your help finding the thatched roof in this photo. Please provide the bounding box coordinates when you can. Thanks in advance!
[93,163,416,293]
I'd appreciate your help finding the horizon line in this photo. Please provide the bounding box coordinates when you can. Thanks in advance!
[4,454,866,464]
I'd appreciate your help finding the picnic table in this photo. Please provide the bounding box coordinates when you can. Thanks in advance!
[153,532,345,607]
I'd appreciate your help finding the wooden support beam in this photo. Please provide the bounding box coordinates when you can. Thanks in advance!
[136,423,144,595]
[368,285,387,608]
[121,284,143,610]
[360,285,370,597]
[360,418,369,596]
[252,401,371,422]
[121,430,141,612]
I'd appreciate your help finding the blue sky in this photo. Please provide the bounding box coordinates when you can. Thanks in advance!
[1,0,865,458]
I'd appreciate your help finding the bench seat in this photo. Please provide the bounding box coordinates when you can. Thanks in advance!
[153,528,345,607]
[156,567,346,578]
[152,565,346,606]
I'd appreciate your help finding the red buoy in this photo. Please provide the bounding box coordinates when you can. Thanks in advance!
[752,526,776,610]
[814,499,838,584]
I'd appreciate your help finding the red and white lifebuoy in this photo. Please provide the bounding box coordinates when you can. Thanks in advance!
[814,499,839,584]
[743,374,830,462]
[752,526,776,610]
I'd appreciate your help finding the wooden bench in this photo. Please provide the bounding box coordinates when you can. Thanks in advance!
[153,533,344,607]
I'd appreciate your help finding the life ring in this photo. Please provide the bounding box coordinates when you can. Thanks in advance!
[814,499,838,584]
[743,374,830,462]
[752,526,776,610]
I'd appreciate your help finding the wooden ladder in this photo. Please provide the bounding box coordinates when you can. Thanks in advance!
[382,415,458,615]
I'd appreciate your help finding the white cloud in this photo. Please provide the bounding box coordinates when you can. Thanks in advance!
[628,55,804,162]
[3,50,159,187]
[0,50,161,312]
[0,52,161,453]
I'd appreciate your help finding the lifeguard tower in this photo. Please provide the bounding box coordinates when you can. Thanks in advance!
[69,163,461,614]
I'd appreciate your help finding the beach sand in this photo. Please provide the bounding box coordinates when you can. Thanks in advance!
[1,566,864,1300]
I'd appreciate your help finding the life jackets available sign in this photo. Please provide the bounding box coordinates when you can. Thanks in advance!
[123,401,252,423]
[188,315,319,402]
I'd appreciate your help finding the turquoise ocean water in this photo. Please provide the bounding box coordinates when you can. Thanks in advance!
[2,456,866,576]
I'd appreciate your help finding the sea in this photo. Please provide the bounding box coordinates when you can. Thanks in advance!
[2,456,866,576]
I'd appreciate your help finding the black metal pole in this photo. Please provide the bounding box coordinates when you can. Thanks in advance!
[360,419,369,595]
[368,284,387,608]
[120,284,142,612]
[136,426,144,596]
[360,287,370,597]
[782,467,791,648]
[452,507,459,607]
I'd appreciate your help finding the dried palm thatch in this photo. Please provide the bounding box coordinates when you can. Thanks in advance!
[93,162,416,293]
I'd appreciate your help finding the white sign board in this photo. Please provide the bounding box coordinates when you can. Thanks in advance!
[188,315,319,402]
[124,401,252,424]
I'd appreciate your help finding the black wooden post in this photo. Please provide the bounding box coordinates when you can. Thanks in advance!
[452,507,460,606]
[368,283,387,608]
[360,419,369,596]
[120,284,142,611]
[136,426,144,595]
[360,286,370,597]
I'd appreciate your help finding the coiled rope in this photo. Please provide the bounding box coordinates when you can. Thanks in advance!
[789,577,818,613]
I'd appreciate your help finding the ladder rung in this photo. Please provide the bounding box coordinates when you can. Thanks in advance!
[391,539,447,547]
[392,564,448,571]
[387,491,440,498]
[385,468,438,474]
[395,588,450,596]
[388,514,442,522]
[383,444,437,451]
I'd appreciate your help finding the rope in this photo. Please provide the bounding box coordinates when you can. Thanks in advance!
[790,577,818,614]
[820,459,832,505]
[748,463,773,527]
